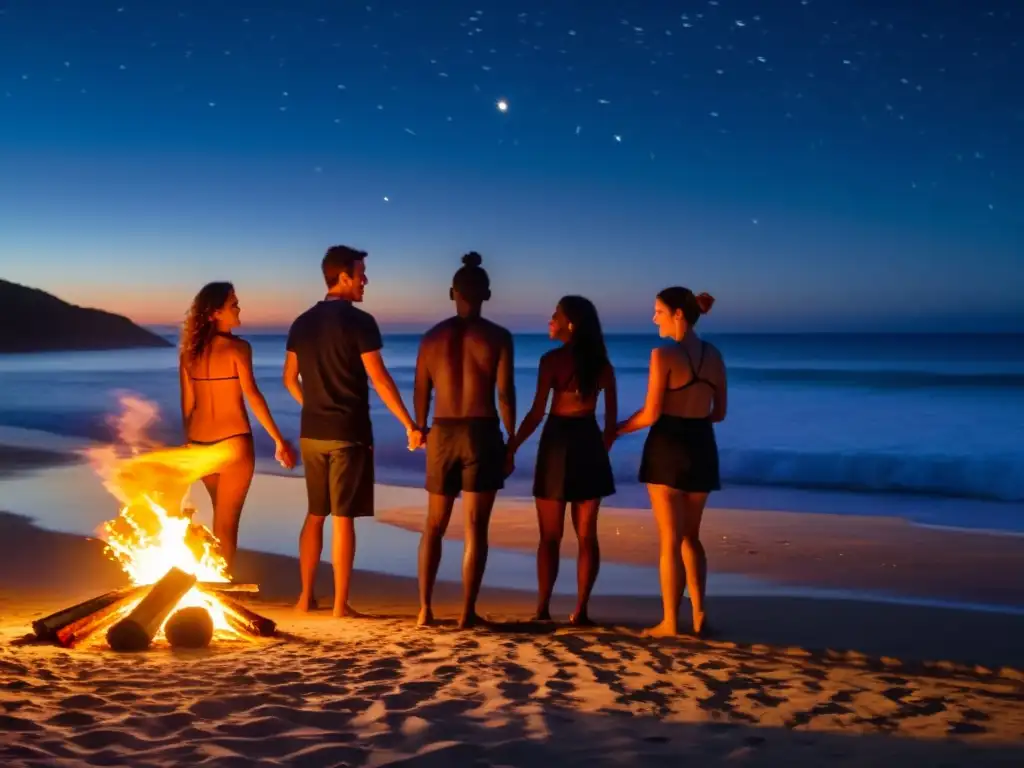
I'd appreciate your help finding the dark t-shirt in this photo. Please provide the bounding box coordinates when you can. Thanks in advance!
[286,299,383,443]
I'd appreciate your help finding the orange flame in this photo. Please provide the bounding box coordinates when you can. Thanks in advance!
[83,396,248,639]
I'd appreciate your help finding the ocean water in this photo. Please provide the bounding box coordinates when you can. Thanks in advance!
[1,332,1023,532]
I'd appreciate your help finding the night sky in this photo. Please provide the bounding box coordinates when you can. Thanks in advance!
[1,1,1021,331]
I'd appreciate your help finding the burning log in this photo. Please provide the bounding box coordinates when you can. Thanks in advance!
[106,567,197,652]
[206,590,277,637]
[34,586,137,640]
[55,587,148,648]
[198,582,258,593]
[165,606,214,649]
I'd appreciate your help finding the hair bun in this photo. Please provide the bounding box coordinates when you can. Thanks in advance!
[695,292,715,314]
[462,251,483,268]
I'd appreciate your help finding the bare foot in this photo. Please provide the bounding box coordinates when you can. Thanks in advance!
[333,603,365,619]
[693,613,713,638]
[532,607,553,622]
[294,595,316,613]
[568,611,595,627]
[416,607,435,627]
[457,611,482,629]
[642,619,680,638]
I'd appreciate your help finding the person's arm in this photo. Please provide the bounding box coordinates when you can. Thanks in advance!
[238,341,295,468]
[413,340,432,431]
[358,314,417,436]
[283,351,303,407]
[710,353,728,424]
[236,341,287,445]
[363,351,416,432]
[617,348,666,436]
[178,356,195,437]
[509,355,551,454]
[601,363,618,449]
[496,330,517,440]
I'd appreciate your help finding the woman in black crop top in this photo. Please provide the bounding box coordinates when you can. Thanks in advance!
[509,296,617,626]
[617,286,728,638]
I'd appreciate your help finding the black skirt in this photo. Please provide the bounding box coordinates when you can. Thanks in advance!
[639,415,720,492]
[533,414,616,501]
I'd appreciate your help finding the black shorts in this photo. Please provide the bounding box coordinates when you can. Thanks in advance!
[426,418,506,497]
[533,414,615,502]
[300,438,374,518]
[638,416,720,492]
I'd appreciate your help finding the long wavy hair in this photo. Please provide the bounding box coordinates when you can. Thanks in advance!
[180,282,234,365]
[558,295,609,399]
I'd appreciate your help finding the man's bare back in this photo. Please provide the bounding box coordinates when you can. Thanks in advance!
[414,253,515,629]
[416,316,515,424]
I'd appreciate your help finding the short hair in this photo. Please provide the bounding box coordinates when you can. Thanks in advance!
[322,245,367,288]
[452,251,490,304]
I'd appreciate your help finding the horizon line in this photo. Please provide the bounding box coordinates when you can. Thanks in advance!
[142,324,1024,337]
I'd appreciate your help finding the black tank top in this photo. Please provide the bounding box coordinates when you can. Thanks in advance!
[662,341,715,412]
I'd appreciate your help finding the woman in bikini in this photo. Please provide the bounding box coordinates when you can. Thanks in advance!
[509,296,616,626]
[617,287,727,637]
[179,282,295,572]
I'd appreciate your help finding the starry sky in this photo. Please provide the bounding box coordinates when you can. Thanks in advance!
[1,1,1021,332]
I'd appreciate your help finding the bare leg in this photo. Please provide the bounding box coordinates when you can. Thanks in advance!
[418,494,455,626]
[534,498,566,620]
[681,493,709,635]
[644,484,685,637]
[331,516,362,617]
[208,449,254,576]
[459,491,496,628]
[296,514,325,612]
[200,470,221,551]
[569,499,601,626]
[200,473,220,512]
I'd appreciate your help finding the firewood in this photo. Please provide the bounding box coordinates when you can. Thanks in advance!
[165,606,214,648]
[106,567,197,652]
[55,587,148,648]
[197,582,258,593]
[205,590,276,637]
[34,586,136,640]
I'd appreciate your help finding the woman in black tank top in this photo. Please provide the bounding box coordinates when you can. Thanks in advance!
[616,286,727,638]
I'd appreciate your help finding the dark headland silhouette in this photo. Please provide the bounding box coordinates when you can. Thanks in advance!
[0,279,172,354]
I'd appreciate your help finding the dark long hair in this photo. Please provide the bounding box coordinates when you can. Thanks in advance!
[180,282,234,364]
[558,295,609,399]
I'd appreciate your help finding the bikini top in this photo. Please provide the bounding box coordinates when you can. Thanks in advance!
[663,341,716,403]
[189,334,240,381]
[552,370,580,394]
[189,372,239,382]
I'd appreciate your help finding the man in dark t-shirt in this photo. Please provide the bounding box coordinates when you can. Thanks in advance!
[283,245,422,617]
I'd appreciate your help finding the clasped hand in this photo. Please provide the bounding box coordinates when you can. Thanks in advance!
[406,426,427,451]
[275,439,297,470]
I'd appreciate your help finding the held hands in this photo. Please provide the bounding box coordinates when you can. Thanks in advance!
[503,442,516,479]
[406,426,427,451]
[275,439,297,470]
[603,429,618,453]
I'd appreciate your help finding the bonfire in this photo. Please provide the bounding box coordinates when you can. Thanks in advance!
[32,396,276,650]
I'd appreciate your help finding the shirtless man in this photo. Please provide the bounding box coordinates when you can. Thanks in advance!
[413,252,516,628]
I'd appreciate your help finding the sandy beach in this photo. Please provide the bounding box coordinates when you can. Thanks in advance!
[2,445,1024,766]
